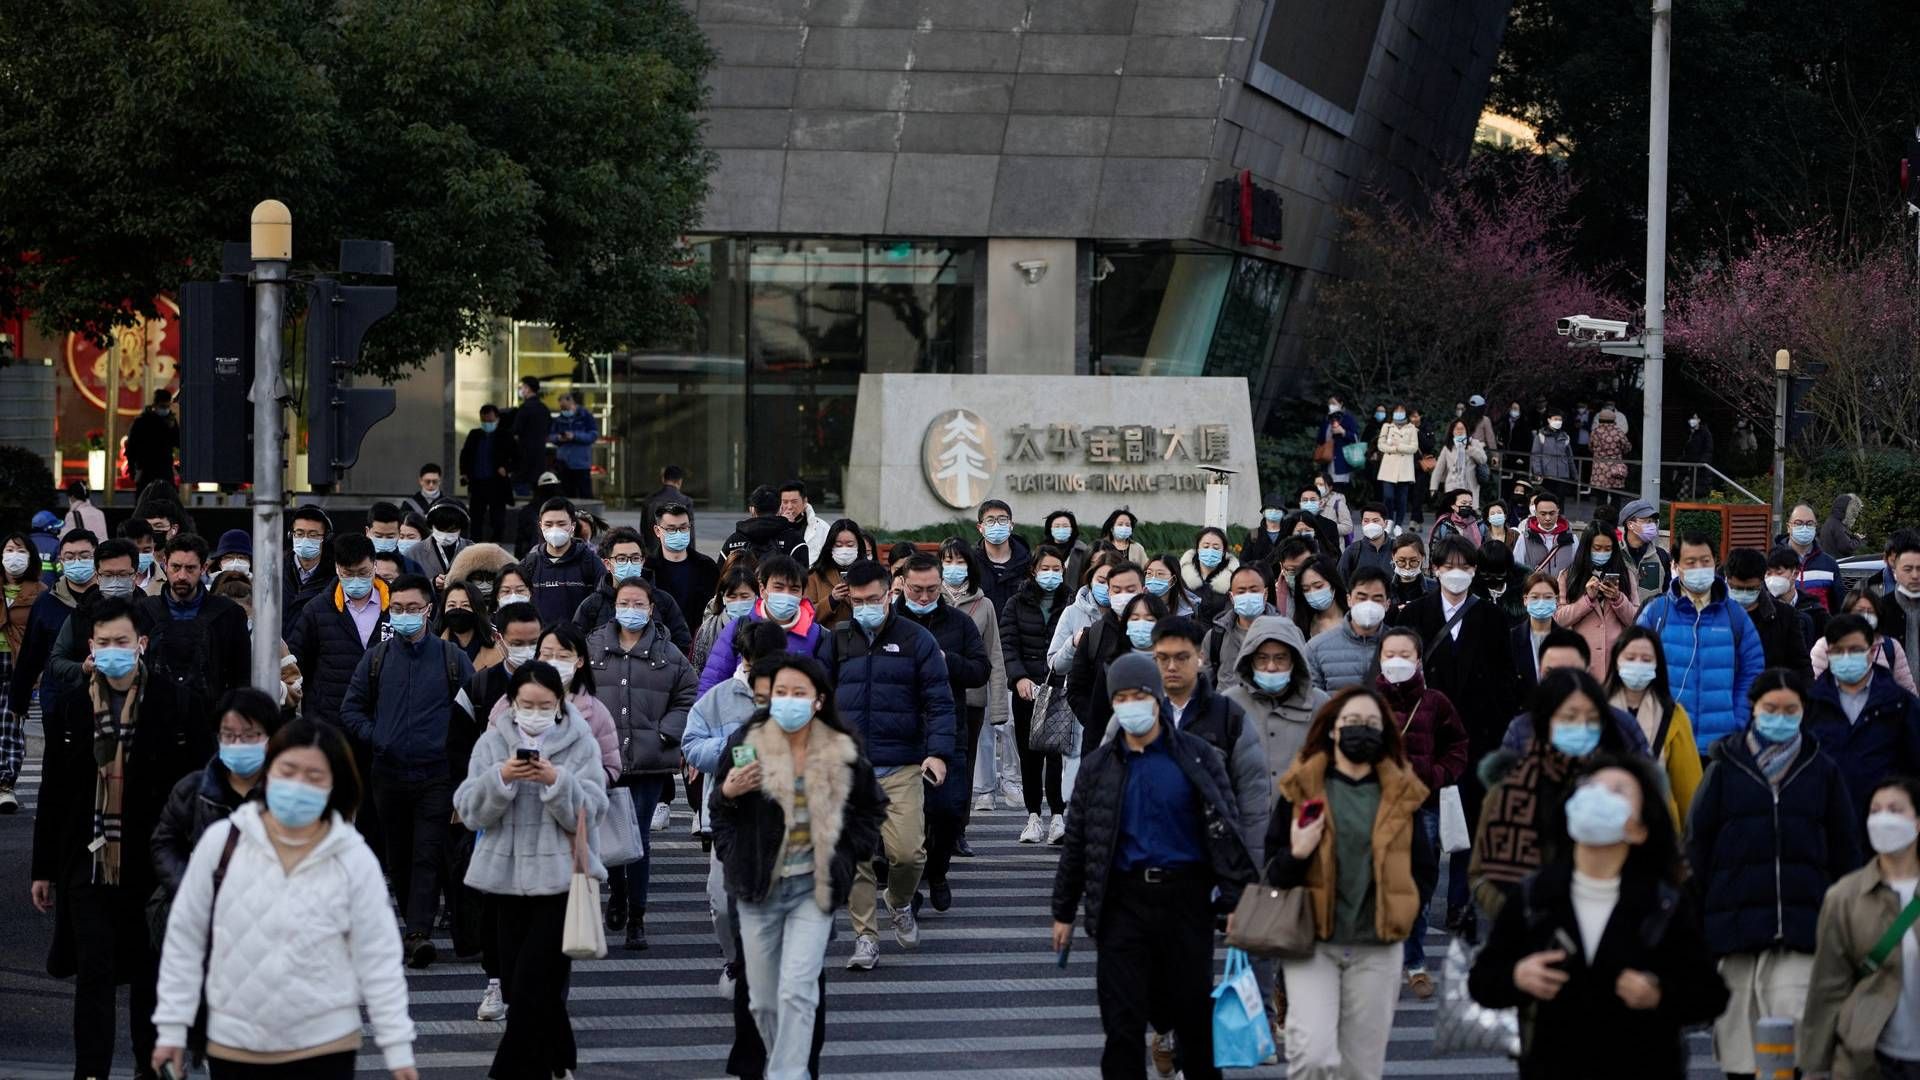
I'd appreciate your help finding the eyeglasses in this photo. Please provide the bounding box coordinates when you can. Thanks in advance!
[610,555,644,567]
[217,732,267,746]
[390,602,430,616]
[659,525,690,535]
[980,516,1012,527]
[1152,652,1197,667]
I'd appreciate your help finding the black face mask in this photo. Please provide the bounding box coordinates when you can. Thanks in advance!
[1337,724,1386,765]
[442,609,477,634]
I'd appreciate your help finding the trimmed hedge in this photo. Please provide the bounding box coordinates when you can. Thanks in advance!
[874,519,1254,555]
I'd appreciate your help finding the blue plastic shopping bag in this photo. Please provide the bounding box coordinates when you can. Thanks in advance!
[1211,946,1274,1068]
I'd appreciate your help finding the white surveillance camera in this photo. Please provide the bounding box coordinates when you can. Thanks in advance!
[1555,315,1631,341]
[1014,259,1048,285]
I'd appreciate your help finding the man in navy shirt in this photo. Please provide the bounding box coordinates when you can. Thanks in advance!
[1051,652,1253,1080]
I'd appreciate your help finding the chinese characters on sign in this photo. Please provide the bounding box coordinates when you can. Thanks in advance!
[997,421,1233,495]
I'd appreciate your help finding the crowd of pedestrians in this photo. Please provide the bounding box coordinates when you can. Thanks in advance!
[9,385,1920,1080]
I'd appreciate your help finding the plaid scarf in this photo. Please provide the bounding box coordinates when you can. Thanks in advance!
[88,666,143,885]
[1747,730,1800,787]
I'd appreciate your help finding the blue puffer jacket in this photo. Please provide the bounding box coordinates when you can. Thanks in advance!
[1686,732,1861,956]
[339,631,475,782]
[550,407,598,470]
[825,613,957,769]
[285,578,390,725]
[1636,578,1766,750]
[1806,668,1920,819]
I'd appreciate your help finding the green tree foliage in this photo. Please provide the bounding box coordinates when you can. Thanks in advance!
[0,0,714,379]
[1491,0,1920,270]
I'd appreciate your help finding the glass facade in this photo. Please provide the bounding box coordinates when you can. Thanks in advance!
[1092,244,1295,398]
[461,236,975,510]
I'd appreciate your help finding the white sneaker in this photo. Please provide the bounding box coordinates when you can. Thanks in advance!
[476,979,507,1021]
[650,803,672,832]
[717,963,737,1000]
[972,792,995,812]
[889,900,921,948]
[847,935,880,970]
[1047,814,1067,844]
[1018,813,1044,843]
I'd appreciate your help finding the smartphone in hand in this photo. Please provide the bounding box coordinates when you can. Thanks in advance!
[1298,798,1327,826]
[732,745,758,768]
[515,747,540,762]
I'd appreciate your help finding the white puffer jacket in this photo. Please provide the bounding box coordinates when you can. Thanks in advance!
[153,803,415,1070]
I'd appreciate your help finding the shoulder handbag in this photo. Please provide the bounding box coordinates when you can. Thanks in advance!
[188,824,244,1061]
[1313,437,1334,465]
[1859,888,1920,978]
[1028,674,1077,756]
[1341,441,1369,469]
[1223,857,1316,960]
[596,786,643,868]
[561,805,607,960]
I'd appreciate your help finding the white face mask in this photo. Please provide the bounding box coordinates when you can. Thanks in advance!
[1765,575,1792,598]
[542,527,573,550]
[1866,810,1917,856]
[432,529,460,546]
[1350,600,1387,629]
[1380,657,1418,684]
[831,547,859,567]
[514,705,558,737]
[1,551,28,576]
[1361,522,1385,541]
[505,644,537,669]
[546,658,577,685]
[1438,569,1475,595]
[498,591,530,606]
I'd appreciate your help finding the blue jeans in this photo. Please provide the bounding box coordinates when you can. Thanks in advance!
[1403,808,1439,971]
[609,774,667,917]
[1382,480,1411,525]
[737,873,835,1080]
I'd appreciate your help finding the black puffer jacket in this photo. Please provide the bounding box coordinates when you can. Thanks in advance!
[1744,591,1813,676]
[585,619,698,776]
[571,573,693,654]
[897,597,989,762]
[1050,711,1254,937]
[999,580,1067,687]
[711,714,887,910]
[1067,612,1135,739]
[520,541,606,628]
[150,758,262,894]
[285,578,390,725]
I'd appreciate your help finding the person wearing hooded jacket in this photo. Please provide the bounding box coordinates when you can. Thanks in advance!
[286,534,390,727]
[1225,616,1330,790]
[697,555,834,697]
[1202,563,1278,692]
[1805,614,1920,821]
[1818,493,1864,560]
[519,497,605,628]
[1511,490,1578,580]
[1686,668,1862,1079]
[1635,531,1768,754]
[722,486,811,567]
[936,541,1011,830]
[1050,652,1255,1080]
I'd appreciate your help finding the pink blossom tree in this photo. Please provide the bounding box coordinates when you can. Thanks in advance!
[1667,227,1920,461]
[1307,154,1625,410]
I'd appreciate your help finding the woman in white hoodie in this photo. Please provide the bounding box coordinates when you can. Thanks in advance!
[455,660,609,1080]
[152,719,416,1080]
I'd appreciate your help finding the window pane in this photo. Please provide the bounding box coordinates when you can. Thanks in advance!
[1094,247,1234,377]
[749,240,864,505]
[866,241,976,374]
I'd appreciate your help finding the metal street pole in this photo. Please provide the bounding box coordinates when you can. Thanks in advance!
[1640,0,1672,506]
[1772,349,1790,534]
[249,200,291,691]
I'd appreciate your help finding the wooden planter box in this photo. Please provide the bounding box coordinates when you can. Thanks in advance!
[1667,502,1775,556]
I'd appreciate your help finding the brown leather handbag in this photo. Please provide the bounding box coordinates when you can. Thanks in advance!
[1224,879,1316,959]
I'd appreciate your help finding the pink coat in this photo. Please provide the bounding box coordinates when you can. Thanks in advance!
[489,690,622,784]
[1554,569,1639,681]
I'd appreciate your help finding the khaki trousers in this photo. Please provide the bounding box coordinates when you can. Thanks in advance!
[847,766,926,939]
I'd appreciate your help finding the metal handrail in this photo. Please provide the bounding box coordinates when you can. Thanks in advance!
[1464,447,1766,507]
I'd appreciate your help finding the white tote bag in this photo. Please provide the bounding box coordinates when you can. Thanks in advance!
[1438,785,1472,854]
[562,806,607,960]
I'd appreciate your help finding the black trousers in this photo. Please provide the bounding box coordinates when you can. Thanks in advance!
[1095,875,1220,1080]
[726,892,825,1078]
[924,705,983,885]
[468,477,512,544]
[490,892,575,1079]
[561,467,592,499]
[209,1050,356,1078]
[371,774,452,937]
[1011,696,1064,816]
[67,881,158,1079]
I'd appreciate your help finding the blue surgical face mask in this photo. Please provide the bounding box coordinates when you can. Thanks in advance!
[1564,783,1632,846]
[612,560,644,582]
[341,574,373,601]
[1727,587,1761,607]
[266,778,331,828]
[1375,410,1387,422]
[1616,659,1658,690]
[1392,411,1407,423]
[1790,524,1817,546]
[219,741,266,778]
[398,538,422,559]
[1113,698,1158,736]
[389,612,426,638]
[1197,548,1223,570]
[1487,512,1506,528]
[1092,582,1110,608]
[983,522,1012,545]
[1753,710,1802,744]
[93,645,137,679]
[291,538,322,562]
[1111,524,1133,542]
[1300,501,1319,516]
[1453,434,1467,446]
[1144,577,1171,597]
[1232,593,1265,618]
[1252,669,1292,694]
[614,608,650,632]
[1681,566,1716,593]
[1051,525,1074,544]
[1264,509,1285,524]
[763,592,800,621]
[1126,621,1155,649]
[481,420,498,433]
[941,564,969,588]
[724,598,756,621]
[1526,598,1558,621]
[1829,652,1872,685]
[662,530,691,552]
[1550,722,1602,758]
[63,558,95,585]
[1035,571,1064,593]
[906,597,939,616]
[1590,549,1612,566]
[852,603,886,630]
[1305,588,1334,611]
[769,696,814,733]
[137,551,155,575]
[370,536,399,554]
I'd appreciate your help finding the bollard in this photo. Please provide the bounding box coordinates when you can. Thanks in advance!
[1753,1015,1795,1080]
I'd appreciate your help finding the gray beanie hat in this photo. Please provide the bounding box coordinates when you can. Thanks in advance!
[1106,651,1164,702]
